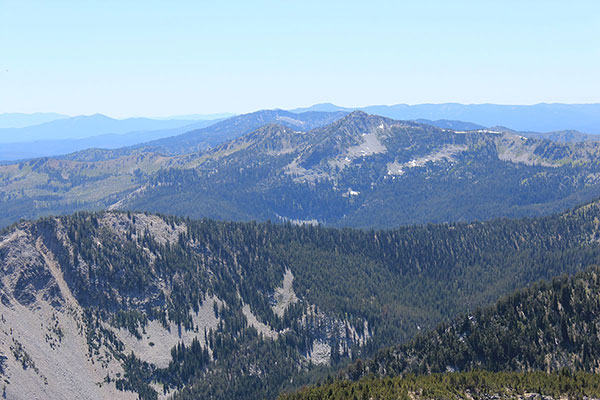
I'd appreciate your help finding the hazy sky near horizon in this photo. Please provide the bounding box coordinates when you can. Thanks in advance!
[1,1,599,117]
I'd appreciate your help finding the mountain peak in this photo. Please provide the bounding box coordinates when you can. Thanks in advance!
[333,110,387,130]
[346,110,368,118]
[336,110,374,125]
[74,113,112,120]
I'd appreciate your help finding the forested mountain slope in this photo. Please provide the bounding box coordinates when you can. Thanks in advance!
[347,263,600,380]
[4,111,600,229]
[3,201,600,398]
[281,371,600,400]
[282,265,600,399]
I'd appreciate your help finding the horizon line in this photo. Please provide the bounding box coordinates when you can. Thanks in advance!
[3,101,600,120]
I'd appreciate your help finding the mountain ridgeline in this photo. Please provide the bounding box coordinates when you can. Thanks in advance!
[3,111,600,229]
[3,200,600,398]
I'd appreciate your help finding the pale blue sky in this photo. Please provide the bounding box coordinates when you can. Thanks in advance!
[1,0,598,117]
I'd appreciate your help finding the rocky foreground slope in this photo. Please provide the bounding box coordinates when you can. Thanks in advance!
[0,219,135,399]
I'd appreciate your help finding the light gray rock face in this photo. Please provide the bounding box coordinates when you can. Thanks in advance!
[0,225,136,400]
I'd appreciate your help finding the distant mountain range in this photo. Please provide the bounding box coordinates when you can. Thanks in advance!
[0,112,70,129]
[0,114,202,143]
[2,103,598,163]
[414,118,485,131]
[0,112,231,130]
[3,110,600,228]
[155,112,236,120]
[291,102,600,134]
[0,119,222,161]
[4,102,600,142]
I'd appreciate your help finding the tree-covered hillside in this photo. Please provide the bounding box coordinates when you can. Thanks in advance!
[341,264,600,381]
[281,265,600,399]
[4,201,600,398]
[280,371,600,400]
[280,370,600,400]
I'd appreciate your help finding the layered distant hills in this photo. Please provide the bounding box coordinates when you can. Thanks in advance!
[0,114,202,143]
[0,114,228,161]
[0,112,70,129]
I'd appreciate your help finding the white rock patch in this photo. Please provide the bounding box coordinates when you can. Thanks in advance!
[347,131,387,158]
[272,269,298,317]
[100,213,186,246]
[112,296,222,368]
[308,340,331,365]
[242,305,278,339]
[330,130,388,171]
[275,116,305,126]
[387,144,468,175]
